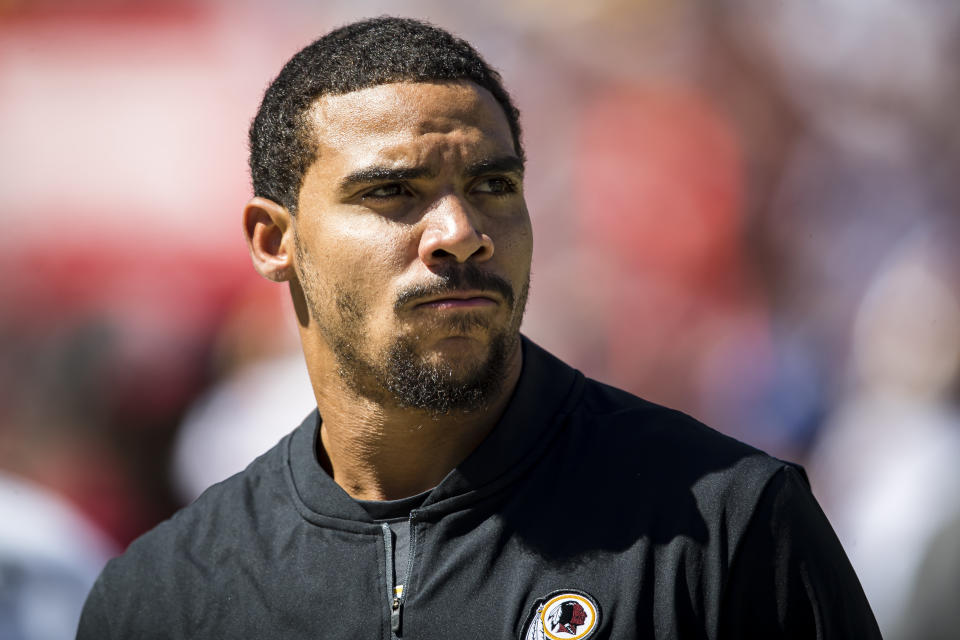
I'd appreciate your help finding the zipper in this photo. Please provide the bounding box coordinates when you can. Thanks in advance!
[381,510,419,638]
[380,523,398,637]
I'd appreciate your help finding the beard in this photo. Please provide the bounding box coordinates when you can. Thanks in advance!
[332,319,516,414]
[296,246,528,414]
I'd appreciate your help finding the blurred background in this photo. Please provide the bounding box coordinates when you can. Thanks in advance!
[1,0,959,638]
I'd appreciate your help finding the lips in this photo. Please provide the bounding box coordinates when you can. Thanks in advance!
[413,291,499,309]
[393,264,517,313]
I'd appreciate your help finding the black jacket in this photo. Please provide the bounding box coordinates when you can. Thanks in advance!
[77,338,881,639]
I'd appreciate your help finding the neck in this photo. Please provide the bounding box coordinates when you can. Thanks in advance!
[302,339,523,502]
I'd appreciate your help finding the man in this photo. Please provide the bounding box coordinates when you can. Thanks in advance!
[77,17,880,639]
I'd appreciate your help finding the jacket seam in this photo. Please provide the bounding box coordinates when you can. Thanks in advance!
[716,464,792,628]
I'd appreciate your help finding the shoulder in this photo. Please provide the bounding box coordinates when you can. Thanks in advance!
[719,459,882,636]
[138,424,294,553]
[553,374,801,549]
[575,375,794,486]
[77,426,299,638]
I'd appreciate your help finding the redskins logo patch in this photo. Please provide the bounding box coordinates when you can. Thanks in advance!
[520,589,601,640]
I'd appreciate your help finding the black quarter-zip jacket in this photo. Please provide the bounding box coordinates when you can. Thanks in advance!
[77,338,881,639]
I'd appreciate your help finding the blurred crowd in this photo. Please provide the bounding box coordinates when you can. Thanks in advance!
[1,0,958,638]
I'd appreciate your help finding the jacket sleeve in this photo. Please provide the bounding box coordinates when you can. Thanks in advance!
[718,466,882,639]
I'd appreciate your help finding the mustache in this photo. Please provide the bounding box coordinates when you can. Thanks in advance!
[394,263,516,311]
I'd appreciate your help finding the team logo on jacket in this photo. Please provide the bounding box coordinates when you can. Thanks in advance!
[520,589,601,640]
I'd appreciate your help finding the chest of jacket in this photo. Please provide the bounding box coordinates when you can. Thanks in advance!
[193,489,725,640]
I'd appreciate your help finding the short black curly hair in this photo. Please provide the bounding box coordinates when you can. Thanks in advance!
[248,16,524,214]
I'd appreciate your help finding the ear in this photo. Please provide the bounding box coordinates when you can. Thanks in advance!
[243,197,295,282]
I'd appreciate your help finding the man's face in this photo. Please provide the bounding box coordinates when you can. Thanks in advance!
[570,603,587,626]
[292,81,532,413]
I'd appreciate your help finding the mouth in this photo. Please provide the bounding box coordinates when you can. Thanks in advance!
[412,290,499,310]
[393,265,516,313]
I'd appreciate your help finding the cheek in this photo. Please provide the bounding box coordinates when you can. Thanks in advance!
[317,215,412,268]
[497,217,533,274]
[319,222,416,305]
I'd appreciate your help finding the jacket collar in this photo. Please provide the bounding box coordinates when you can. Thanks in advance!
[286,336,584,522]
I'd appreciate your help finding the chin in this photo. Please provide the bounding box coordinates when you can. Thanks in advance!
[426,334,495,358]
[382,329,516,414]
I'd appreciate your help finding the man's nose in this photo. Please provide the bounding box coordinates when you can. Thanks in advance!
[418,194,494,266]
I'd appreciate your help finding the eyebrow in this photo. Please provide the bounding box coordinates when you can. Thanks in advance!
[338,166,435,192]
[337,155,525,193]
[464,155,525,178]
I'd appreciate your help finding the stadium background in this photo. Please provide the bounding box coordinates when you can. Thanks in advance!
[1,0,958,637]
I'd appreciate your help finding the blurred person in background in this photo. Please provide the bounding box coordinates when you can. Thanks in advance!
[0,472,114,640]
[724,3,960,636]
[77,17,879,639]
[170,283,316,503]
[895,512,960,640]
[0,2,304,635]
[807,226,960,638]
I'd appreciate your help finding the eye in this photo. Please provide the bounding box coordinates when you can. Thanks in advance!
[362,183,410,199]
[472,176,517,195]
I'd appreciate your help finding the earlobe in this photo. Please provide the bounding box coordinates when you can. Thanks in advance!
[243,197,295,282]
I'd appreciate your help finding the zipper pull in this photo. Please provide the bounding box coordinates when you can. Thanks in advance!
[391,596,402,635]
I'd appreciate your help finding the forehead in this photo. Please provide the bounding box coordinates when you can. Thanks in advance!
[305,82,516,169]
